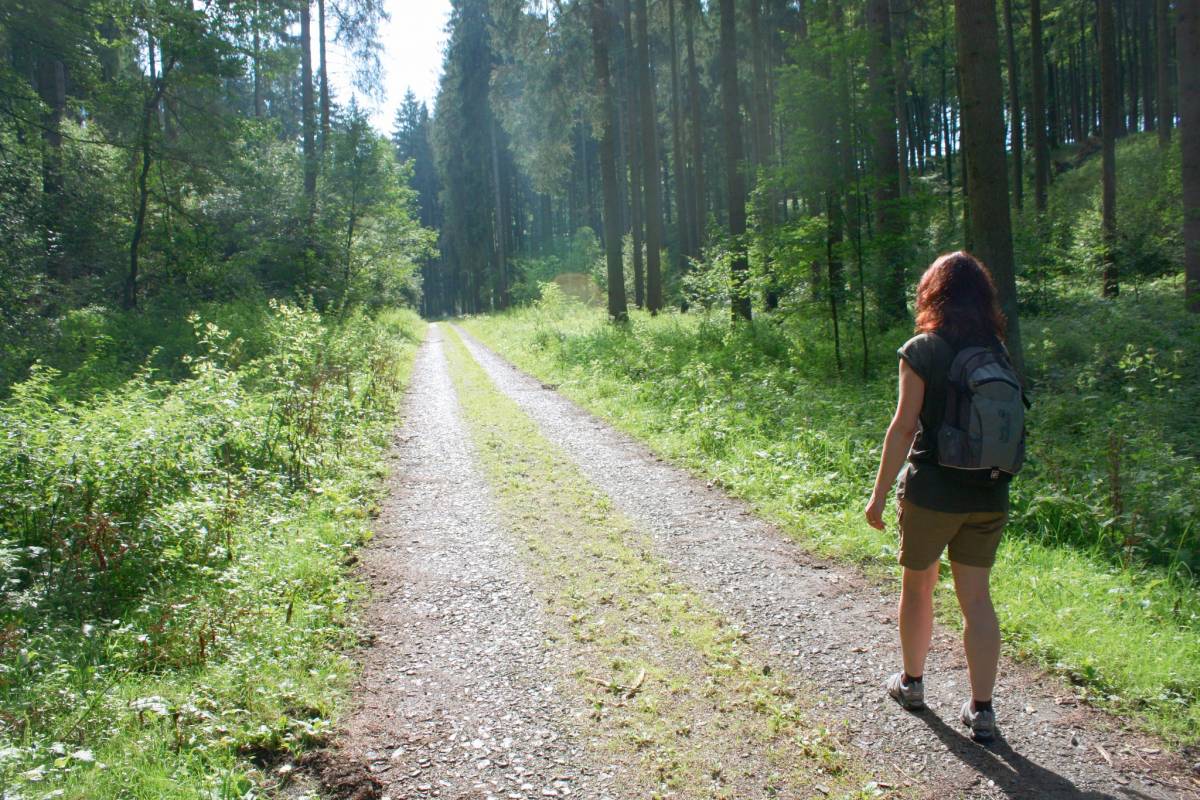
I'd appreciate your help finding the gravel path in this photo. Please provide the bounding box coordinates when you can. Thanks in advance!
[325,326,622,800]
[453,324,1199,800]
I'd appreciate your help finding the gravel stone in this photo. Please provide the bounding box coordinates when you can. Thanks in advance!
[326,327,619,799]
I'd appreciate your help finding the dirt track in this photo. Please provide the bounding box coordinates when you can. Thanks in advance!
[322,324,1198,800]
[321,325,622,800]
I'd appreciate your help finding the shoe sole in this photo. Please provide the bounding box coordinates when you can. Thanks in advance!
[888,691,925,711]
[962,714,995,740]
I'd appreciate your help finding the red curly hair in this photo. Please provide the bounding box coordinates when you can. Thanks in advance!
[914,251,1007,342]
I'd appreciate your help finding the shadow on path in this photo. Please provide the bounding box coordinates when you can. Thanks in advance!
[912,707,1156,800]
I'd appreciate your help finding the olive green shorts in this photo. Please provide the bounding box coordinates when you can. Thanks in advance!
[897,498,1007,569]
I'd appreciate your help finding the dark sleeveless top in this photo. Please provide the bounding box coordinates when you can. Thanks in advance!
[896,332,1010,513]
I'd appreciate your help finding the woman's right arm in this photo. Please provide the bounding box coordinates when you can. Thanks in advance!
[864,358,924,530]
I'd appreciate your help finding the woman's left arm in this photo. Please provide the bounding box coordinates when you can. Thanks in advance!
[864,359,925,530]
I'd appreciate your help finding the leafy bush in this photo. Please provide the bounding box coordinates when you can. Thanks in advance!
[1038,133,1182,291]
[0,303,422,796]
[511,227,602,305]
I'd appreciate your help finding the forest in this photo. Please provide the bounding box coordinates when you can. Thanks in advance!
[1,0,1199,797]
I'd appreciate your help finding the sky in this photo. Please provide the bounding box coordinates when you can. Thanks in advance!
[326,0,453,134]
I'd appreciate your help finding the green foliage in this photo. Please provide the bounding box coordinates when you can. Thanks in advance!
[1023,284,1200,572]
[318,104,433,311]
[489,3,581,197]
[433,0,501,315]
[511,227,602,305]
[0,304,423,797]
[747,211,828,311]
[0,0,434,388]
[533,280,572,316]
[0,127,47,385]
[680,235,735,310]
[1025,133,1184,297]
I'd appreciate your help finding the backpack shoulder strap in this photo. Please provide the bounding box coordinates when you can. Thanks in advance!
[993,338,1033,409]
[931,332,986,387]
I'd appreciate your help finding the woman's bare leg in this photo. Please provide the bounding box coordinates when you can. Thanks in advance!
[950,562,1000,702]
[899,563,939,677]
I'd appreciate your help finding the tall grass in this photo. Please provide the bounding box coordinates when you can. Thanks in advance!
[0,303,423,797]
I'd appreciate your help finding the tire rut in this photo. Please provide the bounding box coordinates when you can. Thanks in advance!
[328,325,621,800]
[452,324,1198,800]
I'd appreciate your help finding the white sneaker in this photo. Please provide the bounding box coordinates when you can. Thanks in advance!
[961,700,996,741]
[886,672,925,710]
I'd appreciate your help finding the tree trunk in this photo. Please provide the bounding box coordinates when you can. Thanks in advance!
[750,0,772,172]
[826,192,844,372]
[685,0,706,255]
[1157,0,1172,145]
[128,124,152,310]
[1051,56,1060,146]
[662,147,673,228]
[1126,0,1139,134]
[1180,0,1200,311]
[719,0,750,321]
[491,119,510,310]
[253,2,265,118]
[1100,0,1119,297]
[941,0,955,229]
[668,0,691,289]
[1074,20,1083,138]
[891,0,911,198]
[128,74,166,311]
[615,88,629,234]
[318,0,330,153]
[834,7,871,377]
[621,0,646,308]
[635,0,664,313]
[867,0,906,321]
[37,54,67,281]
[1140,0,1155,131]
[1082,11,1094,135]
[958,66,973,249]
[749,0,778,309]
[343,175,360,304]
[1115,0,1127,136]
[955,0,1025,373]
[592,0,629,321]
[1003,0,1023,211]
[1031,0,1050,212]
[301,0,317,212]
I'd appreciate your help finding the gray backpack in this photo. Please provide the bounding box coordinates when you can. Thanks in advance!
[932,334,1028,484]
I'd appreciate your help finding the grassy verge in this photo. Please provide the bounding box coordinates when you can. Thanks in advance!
[442,326,896,800]
[460,295,1200,746]
[0,305,424,798]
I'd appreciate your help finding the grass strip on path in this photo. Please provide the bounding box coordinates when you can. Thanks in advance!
[460,307,1200,746]
[441,325,903,800]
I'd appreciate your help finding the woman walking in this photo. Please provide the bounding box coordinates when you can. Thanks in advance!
[864,251,1025,742]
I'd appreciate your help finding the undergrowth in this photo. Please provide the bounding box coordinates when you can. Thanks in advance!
[0,303,423,798]
[462,281,1200,745]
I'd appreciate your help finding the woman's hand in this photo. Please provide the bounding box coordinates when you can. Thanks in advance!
[864,491,887,530]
